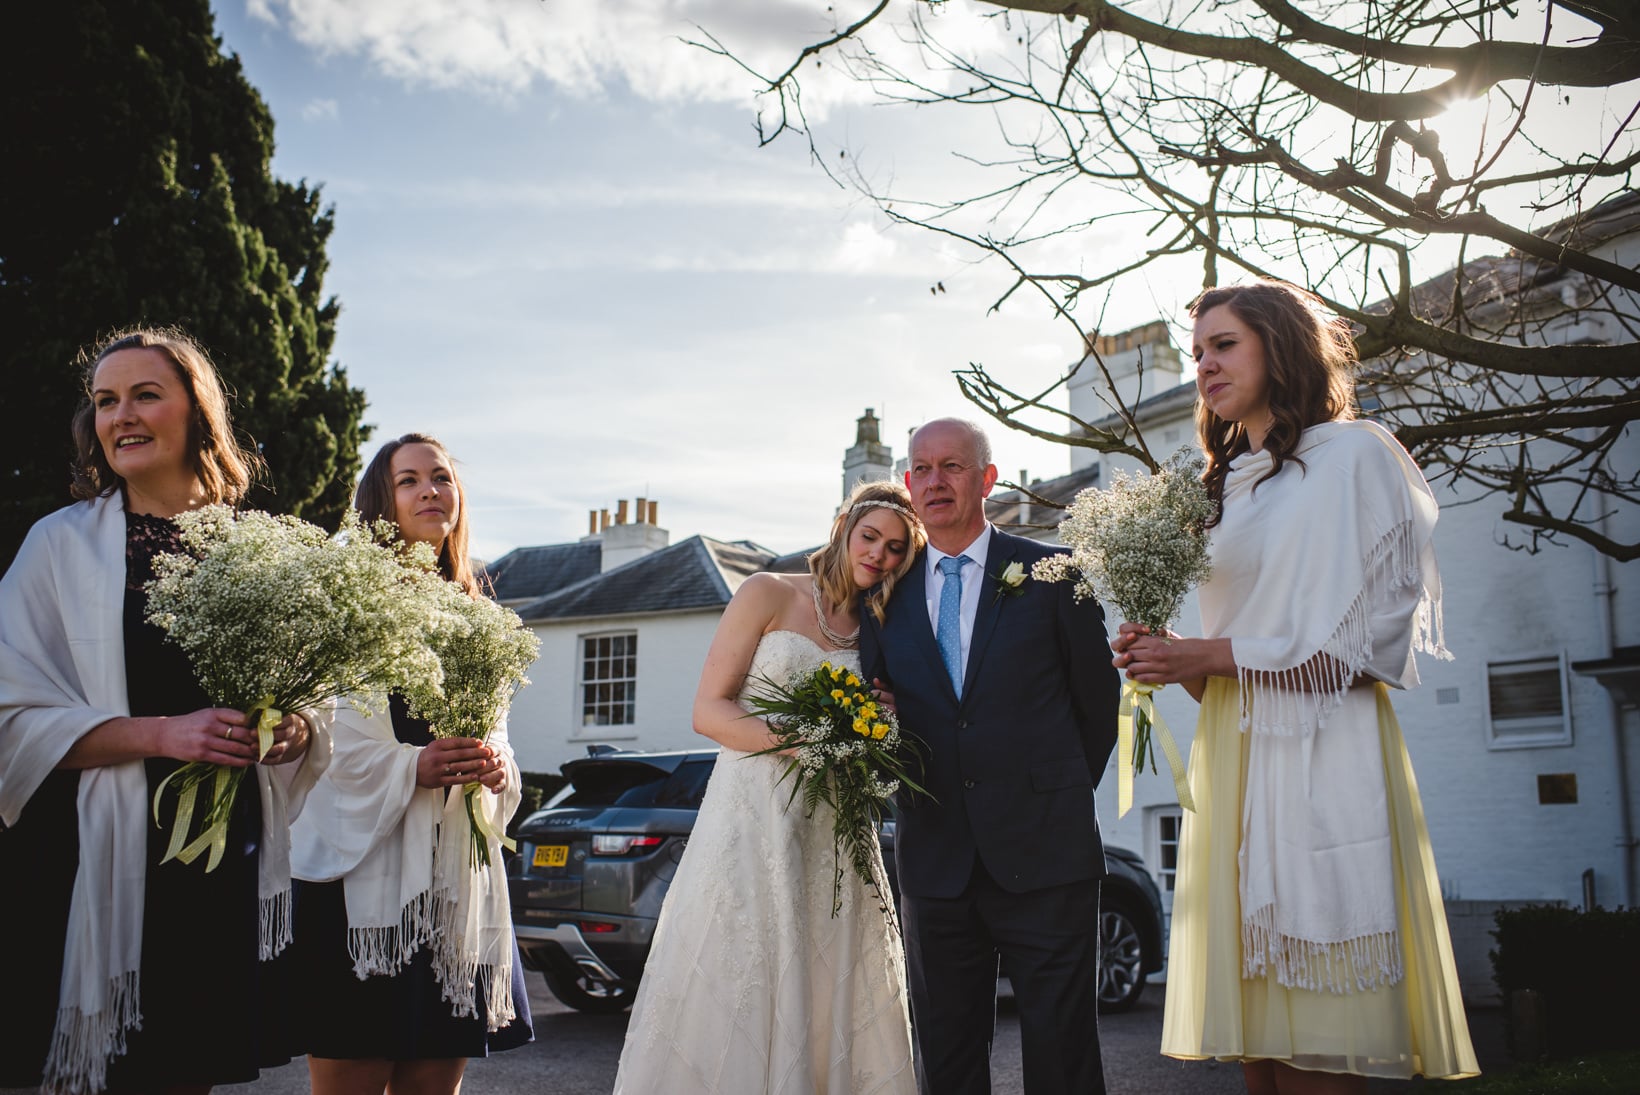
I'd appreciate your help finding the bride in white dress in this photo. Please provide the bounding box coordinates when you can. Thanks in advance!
[613,481,926,1095]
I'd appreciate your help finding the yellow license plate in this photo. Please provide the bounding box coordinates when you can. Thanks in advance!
[533,844,569,868]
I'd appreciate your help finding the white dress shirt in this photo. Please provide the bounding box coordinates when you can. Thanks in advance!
[924,526,993,682]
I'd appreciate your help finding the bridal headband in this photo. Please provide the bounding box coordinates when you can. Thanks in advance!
[851,499,919,523]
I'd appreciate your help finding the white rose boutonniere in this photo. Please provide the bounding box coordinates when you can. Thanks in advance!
[993,560,1027,603]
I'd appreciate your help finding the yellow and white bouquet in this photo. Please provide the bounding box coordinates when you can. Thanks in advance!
[1033,450,1213,815]
[744,660,928,925]
[399,578,541,868]
[145,506,442,870]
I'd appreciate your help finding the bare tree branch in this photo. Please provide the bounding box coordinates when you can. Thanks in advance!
[707,0,1640,558]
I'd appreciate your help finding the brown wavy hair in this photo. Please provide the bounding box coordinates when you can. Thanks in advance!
[810,479,925,626]
[69,327,262,504]
[1190,281,1356,525]
[355,433,481,597]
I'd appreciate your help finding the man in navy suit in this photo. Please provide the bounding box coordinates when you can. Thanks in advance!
[859,418,1121,1095]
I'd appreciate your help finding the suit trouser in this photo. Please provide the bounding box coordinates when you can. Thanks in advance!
[902,859,1105,1095]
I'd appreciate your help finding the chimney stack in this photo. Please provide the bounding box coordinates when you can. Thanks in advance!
[595,496,671,572]
[841,407,895,502]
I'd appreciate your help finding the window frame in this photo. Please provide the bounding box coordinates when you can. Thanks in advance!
[1482,651,1573,750]
[1147,804,1184,911]
[575,629,639,734]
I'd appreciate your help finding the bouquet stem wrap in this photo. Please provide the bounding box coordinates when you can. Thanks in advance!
[151,698,282,872]
[1117,680,1195,819]
[463,783,518,868]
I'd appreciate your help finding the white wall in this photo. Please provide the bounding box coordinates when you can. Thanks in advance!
[506,610,724,775]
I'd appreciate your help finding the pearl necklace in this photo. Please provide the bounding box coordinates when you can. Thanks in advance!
[811,581,860,650]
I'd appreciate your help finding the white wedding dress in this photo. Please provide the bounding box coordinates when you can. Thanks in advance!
[612,630,916,1095]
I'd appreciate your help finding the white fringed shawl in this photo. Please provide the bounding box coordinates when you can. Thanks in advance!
[289,695,521,1031]
[0,494,332,1094]
[1200,420,1449,994]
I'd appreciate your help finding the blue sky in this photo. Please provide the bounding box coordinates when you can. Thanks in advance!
[213,1,1627,561]
[214,1,1092,562]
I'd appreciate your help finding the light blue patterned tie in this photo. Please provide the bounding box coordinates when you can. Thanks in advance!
[936,554,970,697]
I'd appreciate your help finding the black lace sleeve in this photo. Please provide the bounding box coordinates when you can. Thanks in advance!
[125,510,189,592]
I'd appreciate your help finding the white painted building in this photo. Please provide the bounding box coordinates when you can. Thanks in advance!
[484,500,782,774]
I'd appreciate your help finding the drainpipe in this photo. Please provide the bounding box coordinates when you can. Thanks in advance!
[1592,519,1635,907]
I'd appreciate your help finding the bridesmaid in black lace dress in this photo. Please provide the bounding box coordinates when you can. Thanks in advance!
[287,433,532,1095]
[0,328,321,1093]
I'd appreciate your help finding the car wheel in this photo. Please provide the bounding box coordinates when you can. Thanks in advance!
[1097,901,1147,1013]
[541,966,638,1014]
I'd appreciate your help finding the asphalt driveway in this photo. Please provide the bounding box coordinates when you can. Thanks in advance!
[3,977,1507,1094]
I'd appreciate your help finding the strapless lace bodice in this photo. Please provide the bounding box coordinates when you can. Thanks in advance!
[734,630,859,732]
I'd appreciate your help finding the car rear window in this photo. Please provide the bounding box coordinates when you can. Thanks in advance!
[654,759,714,808]
[556,758,716,810]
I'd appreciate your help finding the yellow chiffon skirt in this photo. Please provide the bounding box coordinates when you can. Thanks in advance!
[1160,679,1480,1079]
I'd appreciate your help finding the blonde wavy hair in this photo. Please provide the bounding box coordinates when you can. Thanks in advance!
[809,480,925,626]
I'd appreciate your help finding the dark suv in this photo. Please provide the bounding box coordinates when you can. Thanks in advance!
[508,746,1166,1014]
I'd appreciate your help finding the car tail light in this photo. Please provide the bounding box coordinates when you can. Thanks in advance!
[591,834,665,856]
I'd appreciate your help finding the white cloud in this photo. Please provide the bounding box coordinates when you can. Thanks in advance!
[300,96,340,121]
[829,219,898,273]
[246,0,1016,111]
[339,173,838,215]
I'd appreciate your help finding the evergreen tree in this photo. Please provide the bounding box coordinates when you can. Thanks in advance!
[0,0,368,570]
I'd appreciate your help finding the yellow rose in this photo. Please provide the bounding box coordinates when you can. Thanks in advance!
[861,703,878,719]
[845,674,861,688]
[830,688,846,701]
[853,719,868,735]
[872,724,889,739]
[830,667,843,681]
[841,695,853,708]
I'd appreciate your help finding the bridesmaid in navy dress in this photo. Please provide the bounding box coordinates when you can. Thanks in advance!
[0,328,321,1094]
[288,433,532,1095]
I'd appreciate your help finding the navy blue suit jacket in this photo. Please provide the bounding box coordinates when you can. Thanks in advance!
[859,527,1121,900]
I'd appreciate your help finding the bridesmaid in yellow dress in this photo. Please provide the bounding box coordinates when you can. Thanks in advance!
[1112,280,1479,1095]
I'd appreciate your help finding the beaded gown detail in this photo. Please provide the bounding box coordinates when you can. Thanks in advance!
[613,631,915,1095]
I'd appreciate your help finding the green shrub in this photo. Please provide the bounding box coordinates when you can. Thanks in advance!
[1451,1051,1640,1094]
[507,771,567,837]
[1490,904,1640,1059]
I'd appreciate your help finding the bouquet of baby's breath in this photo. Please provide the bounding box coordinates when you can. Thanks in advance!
[1033,450,1213,814]
[399,579,540,868]
[145,506,443,871]
[744,660,928,927]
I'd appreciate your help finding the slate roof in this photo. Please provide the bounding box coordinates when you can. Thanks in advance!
[985,464,1104,535]
[1364,190,1640,326]
[515,535,777,623]
[766,548,817,574]
[482,541,602,603]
